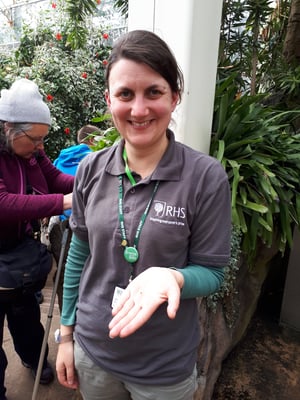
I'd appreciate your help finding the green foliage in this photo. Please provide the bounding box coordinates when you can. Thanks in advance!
[15,26,54,67]
[210,74,300,262]
[61,0,127,50]
[15,38,110,159]
[63,0,98,49]
[1,6,112,160]
[271,64,300,113]
[217,0,300,266]
[113,0,128,18]
[0,54,13,90]
[207,226,242,326]
[220,0,291,95]
[90,113,121,151]
[65,0,98,21]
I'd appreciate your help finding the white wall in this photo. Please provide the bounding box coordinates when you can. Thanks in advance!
[128,0,222,154]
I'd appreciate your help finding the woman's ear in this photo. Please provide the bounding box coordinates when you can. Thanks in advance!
[105,89,111,108]
[171,92,179,111]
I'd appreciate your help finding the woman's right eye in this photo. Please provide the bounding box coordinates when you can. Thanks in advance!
[119,90,133,100]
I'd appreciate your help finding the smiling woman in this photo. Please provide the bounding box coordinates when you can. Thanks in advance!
[55,30,231,400]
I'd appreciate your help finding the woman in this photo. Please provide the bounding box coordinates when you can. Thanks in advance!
[56,30,231,400]
[0,78,74,400]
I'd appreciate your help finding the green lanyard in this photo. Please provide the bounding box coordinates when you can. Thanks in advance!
[118,175,159,265]
[123,148,136,186]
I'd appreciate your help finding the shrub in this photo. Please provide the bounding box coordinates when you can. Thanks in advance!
[1,10,113,160]
[210,74,300,262]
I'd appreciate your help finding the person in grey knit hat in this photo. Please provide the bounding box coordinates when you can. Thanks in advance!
[0,78,53,159]
[0,78,74,400]
[0,78,51,125]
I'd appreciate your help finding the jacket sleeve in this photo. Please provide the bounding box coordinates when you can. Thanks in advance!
[0,151,75,223]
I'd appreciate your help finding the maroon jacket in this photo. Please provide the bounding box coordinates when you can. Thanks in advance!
[0,148,74,244]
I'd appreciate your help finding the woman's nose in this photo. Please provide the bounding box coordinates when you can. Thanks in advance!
[35,142,44,150]
[131,96,149,117]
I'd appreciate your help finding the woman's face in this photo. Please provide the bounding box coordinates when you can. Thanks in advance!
[105,59,178,151]
[9,124,49,159]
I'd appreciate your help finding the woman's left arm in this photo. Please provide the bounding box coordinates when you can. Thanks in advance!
[108,264,224,338]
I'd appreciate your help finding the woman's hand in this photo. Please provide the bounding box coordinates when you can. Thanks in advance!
[56,342,79,390]
[108,267,184,338]
[63,193,72,210]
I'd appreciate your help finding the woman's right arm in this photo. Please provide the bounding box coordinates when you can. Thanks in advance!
[56,234,90,389]
[60,233,90,325]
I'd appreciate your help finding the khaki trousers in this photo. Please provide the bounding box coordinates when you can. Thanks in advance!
[74,341,198,400]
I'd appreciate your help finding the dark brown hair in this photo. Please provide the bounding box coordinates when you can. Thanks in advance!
[105,30,184,103]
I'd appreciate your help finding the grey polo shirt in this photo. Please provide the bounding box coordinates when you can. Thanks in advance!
[71,130,231,385]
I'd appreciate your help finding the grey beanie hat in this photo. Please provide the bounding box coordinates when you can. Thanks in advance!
[0,78,51,125]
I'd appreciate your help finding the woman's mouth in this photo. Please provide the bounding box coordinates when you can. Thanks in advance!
[131,120,151,128]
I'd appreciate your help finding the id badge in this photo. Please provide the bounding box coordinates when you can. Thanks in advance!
[111,286,125,309]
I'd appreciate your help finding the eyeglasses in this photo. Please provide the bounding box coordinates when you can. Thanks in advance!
[21,130,48,145]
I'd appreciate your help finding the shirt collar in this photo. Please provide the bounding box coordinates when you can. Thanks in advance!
[105,129,183,182]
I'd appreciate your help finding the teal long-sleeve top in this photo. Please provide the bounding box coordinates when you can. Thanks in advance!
[61,234,225,326]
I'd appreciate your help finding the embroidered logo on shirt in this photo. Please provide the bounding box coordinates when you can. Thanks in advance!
[150,200,186,226]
